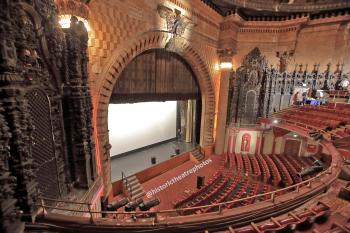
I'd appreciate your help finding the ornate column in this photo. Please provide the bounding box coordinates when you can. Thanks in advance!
[272,135,277,155]
[227,129,237,153]
[260,132,265,155]
[255,131,261,155]
[214,43,235,155]
[63,17,96,188]
[0,104,23,233]
[0,1,40,222]
[214,14,238,155]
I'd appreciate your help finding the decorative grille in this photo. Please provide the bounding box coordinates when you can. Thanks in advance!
[26,89,60,198]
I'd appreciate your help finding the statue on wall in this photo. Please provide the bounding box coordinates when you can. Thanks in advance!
[157,5,192,37]
[276,50,294,72]
[241,133,251,152]
[157,4,194,53]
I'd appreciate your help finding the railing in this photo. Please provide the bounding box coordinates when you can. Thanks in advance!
[229,123,263,128]
[271,116,340,140]
[36,159,341,223]
[121,171,132,200]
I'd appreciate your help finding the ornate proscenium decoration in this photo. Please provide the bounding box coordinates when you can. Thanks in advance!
[157,5,191,37]
[157,4,194,53]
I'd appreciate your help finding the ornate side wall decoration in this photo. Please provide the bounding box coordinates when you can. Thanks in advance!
[228,47,350,125]
[0,1,97,231]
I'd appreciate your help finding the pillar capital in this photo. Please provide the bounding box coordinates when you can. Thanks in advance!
[217,48,235,62]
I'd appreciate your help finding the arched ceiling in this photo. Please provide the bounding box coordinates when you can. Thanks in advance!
[203,0,350,17]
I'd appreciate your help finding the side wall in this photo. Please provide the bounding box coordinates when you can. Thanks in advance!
[235,15,350,71]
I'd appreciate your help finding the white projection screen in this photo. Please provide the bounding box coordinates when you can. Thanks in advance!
[108,101,177,156]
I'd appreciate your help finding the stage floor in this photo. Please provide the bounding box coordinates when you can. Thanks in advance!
[110,140,196,181]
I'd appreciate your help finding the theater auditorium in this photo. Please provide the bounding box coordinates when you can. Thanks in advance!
[1,0,350,232]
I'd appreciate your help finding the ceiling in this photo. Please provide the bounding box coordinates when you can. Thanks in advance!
[203,0,350,18]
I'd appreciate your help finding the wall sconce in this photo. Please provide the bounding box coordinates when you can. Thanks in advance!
[214,62,233,71]
[272,119,279,124]
[58,14,91,31]
[219,62,233,70]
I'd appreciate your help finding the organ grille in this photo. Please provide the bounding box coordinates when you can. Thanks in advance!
[26,89,60,198]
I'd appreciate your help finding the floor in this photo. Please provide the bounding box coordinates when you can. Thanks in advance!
[110,139,196,181]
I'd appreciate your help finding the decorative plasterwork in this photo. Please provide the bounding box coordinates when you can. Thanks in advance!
[55,0,90,19]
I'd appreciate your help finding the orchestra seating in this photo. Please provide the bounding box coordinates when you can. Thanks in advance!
[173,153,323,214]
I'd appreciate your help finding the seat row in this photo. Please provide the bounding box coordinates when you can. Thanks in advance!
[270,154,293,187]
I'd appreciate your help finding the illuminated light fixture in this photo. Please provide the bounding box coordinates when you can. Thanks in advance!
[293,134,298,138]
[58,14,91,31]
[214,63,220,71]
[272,119,279,124]
[219,62,233,70]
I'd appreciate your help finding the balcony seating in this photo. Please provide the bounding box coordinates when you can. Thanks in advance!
[274,104,350,139]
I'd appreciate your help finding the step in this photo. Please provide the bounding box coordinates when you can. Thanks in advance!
[123,175,137,184]
[126,175,137,182]
[124,178,139,187]
[130,185,143,195]
[131,191,145,200]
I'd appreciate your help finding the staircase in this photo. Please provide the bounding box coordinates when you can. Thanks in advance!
[122,175,145,200]
[191,148,205,162]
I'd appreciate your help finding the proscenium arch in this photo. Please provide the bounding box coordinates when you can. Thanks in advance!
[94,31,215,194]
